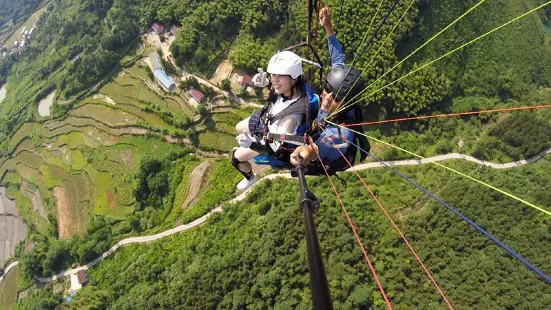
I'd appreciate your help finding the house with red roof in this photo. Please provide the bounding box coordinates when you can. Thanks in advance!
[151,23,165,35]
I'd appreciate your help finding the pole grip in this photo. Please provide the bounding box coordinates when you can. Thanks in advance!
[296,156,333,309]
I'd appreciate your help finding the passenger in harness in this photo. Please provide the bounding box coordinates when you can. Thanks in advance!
[232,51,318,191]
[290,6,370,175]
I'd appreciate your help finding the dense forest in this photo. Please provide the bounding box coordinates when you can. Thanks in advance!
[2,0,551,308]
[0,0,43,29]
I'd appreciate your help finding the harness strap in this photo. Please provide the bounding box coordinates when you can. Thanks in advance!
[262,97,307,125]
[265,133,310,145]
[261,92,309,140]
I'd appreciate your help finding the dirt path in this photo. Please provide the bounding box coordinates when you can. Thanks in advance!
[53,187,71,240]
[181,161,212,209]
[210,60,233,85]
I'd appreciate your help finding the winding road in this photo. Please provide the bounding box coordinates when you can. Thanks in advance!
[1,149,550,284]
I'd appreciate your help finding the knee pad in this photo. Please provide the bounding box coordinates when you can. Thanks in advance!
[232,148,245,169]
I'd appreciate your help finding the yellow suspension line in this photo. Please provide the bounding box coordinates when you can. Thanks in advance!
[339,0,551,112]
[326,120,551,217]
[334,0,536,115]
[333,0,416,116]
[345,0,386,69]
[330,0,386,100]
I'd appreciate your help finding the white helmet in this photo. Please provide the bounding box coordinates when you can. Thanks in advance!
[267,51,303,80]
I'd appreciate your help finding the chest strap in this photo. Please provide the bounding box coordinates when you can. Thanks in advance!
[264,133,310,145]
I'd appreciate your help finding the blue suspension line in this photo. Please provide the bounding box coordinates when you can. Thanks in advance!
[345,139,551,285]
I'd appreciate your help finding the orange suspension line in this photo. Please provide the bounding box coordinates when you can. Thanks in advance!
[340,104,551,127]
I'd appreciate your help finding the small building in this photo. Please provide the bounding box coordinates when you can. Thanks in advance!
[237,74,253,89]
[151,23,165,35]
[148,52,162,72]
[169,25,180,36]
[69,270,88,292]
[24,242,35,252]
[154,69,175,91]
[70,54,81,65]
[187,89,205,104]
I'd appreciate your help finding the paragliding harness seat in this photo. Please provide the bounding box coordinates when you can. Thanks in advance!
[251,84,320,169]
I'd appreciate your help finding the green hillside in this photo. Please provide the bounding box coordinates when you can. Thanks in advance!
[16,159,551,309]
[1,0,551,308]
[401,0,551,99]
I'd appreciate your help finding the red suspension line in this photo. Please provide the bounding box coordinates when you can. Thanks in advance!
[327,134,454,309]
[313,146,393,309]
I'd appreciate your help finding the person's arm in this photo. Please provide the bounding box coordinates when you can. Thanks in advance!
[290,126,353,166]
[320,6,345,68]
[269,115,302,150]
[328,35,345,68]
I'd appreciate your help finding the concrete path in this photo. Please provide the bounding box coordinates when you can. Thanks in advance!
[35,207,224,282]
[0,261,18,283]
[1,148,548,284]
[349,148,551,171]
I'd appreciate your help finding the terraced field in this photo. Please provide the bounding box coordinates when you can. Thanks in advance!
[117,104,168,127]
[99,83,137,105]
[0,58,252,286]
[15,151,43,170]
[54,185,86,239]
[198,131,236,152]
[12,139,36,155]
[72,104,141,127]
[8,123,35,149]
[166,159,201,224]
[0,160,15,182]
[20,181,48,223]
[126,66,149,80]
[86,165,115,215]
[0,187,27,267]
[116,73,141,86]
[0,265,18,310]
[71,150,87,170]
[114,136,182,158]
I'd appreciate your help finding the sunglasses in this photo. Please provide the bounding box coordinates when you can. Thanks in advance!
[323,81,343,102]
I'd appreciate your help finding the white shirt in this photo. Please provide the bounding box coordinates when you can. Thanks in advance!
[266,94,303,152]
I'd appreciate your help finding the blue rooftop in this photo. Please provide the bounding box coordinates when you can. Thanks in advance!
[153,69,175,91]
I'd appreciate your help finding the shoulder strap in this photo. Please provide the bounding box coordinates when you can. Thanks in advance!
[266,95,308,125]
